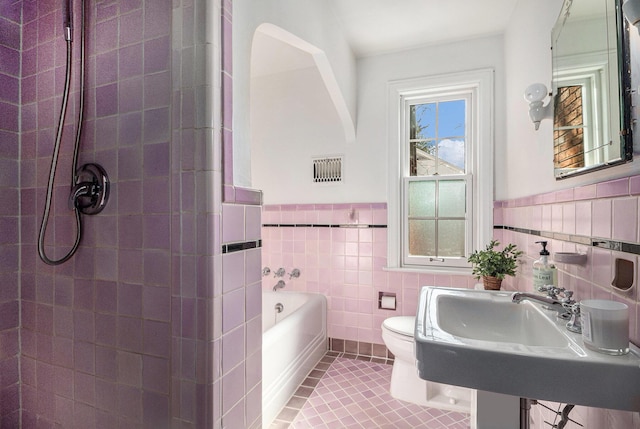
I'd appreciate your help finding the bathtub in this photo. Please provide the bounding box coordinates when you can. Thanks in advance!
[262,291,327,427]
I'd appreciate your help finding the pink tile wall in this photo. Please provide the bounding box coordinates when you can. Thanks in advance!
[261,203,478,345]
[497,175,640,428]
[0,2,22,426]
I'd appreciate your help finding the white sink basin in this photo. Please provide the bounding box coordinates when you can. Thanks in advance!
[437,293,568,347]
[415,286,640,411]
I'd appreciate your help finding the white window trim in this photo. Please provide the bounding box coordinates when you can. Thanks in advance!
[386,69,494,274]
[403,174,473,268]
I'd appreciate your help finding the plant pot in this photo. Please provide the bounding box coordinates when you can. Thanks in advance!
[482,276,502,290]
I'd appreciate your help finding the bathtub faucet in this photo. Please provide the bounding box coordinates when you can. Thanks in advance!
[273,280,286,292]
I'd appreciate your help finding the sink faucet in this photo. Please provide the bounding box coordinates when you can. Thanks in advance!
[511,292,565,310]
[272,280,286,292]
[512,290,583,334]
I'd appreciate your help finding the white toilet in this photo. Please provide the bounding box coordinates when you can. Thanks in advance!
[381,316,475,413]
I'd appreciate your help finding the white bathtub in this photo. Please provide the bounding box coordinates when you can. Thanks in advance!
[262,291,327,427]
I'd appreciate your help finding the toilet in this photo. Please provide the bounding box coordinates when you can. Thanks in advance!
[381,316,474,413]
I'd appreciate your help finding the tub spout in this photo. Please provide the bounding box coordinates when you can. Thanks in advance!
[273,280,286,292]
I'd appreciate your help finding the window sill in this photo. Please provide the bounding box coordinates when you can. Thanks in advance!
[383,265,473,276]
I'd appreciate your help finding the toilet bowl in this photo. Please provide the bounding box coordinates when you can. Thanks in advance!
[381,316,474,413]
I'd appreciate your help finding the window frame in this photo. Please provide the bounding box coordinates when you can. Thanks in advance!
[387,69,494,273]
[554,65,608,168]
[403,174,473,268]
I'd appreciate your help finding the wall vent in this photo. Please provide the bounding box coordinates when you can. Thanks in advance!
[312,156,343,183]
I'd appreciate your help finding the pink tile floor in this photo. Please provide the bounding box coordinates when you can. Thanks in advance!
[285,356,471,429]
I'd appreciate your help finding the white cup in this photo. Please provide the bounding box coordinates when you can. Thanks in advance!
[580,299,629,355]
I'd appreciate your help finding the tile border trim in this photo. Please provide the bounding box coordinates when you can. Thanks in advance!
[494,173,640,209]
[262,223,387,229]
[494,225,640,256]
[221,239,262,254]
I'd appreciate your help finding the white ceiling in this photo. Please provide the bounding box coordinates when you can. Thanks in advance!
[327,0,521,57]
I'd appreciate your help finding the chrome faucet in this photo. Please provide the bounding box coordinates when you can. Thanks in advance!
[272,280,286,292]
[288,268,300,279]
[512,289,581,332]
[511,292,565,312]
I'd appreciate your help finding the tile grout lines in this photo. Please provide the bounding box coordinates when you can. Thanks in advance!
[270,352,470,429]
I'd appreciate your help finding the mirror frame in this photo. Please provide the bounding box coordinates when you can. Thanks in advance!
[552,0,633,180]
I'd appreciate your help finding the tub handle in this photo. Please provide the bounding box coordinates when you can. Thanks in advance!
[275,303,284,313]
[288,268,301,279]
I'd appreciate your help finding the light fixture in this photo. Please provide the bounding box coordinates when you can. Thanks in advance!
[623,0,640,29]
[524,83,553,130]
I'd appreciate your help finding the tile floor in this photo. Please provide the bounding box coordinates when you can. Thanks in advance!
[269,352,471,429]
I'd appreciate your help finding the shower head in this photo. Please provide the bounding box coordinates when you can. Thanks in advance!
[62,0,73,41]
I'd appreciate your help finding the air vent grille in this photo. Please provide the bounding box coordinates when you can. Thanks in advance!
[313,157,343,183]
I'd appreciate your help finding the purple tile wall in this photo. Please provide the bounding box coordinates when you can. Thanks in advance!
[219,203,262,429]
[496,176,640,428]
[19,0,171,426]
[0,2,22,427]
[10,0,216,427]
[219,0,263,427]
[171,0,225,426]
[1,0,232,427]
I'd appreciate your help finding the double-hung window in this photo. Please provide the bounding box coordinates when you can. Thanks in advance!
[553,61,610,174]
[387,70,494,272]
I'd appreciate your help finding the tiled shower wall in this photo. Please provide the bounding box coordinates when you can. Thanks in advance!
[0,0,227,427]
[0,2,21,426]
[18,1,177,426]
[219,0,263,426]
[496,176,640,428]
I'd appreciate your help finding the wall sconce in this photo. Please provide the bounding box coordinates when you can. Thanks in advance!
[524,83,553,130]
[623,0,640,29]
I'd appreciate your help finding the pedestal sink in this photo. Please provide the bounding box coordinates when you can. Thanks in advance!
[415,286,640,412]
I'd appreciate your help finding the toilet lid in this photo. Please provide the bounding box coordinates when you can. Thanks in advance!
[382,316,415,336]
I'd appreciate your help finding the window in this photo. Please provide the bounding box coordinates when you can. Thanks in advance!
[553,66,608,173]
[387,70,494,272]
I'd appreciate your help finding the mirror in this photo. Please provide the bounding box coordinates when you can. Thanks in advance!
[551,0,632,179]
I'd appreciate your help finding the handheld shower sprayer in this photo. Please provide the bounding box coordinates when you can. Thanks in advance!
[38,0,110,266]
[62,0,73,41]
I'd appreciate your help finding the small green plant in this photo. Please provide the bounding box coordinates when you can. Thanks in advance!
[468,239,524,280]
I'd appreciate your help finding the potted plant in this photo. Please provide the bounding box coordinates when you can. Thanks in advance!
[468,239,523,290]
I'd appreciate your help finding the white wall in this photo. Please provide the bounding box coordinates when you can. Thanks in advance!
[252,35,505,204]
[501,0,640,200]
[233,0,357,188]
[358,36,505,204]
[242,0,640,203]
[252,67,352,204]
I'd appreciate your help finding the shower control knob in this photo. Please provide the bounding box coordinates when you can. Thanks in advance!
[69,163,110,215]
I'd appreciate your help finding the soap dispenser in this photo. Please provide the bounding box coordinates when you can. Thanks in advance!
[532,241,557,292]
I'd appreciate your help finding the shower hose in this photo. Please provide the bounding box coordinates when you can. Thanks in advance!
[37,0,85,265]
